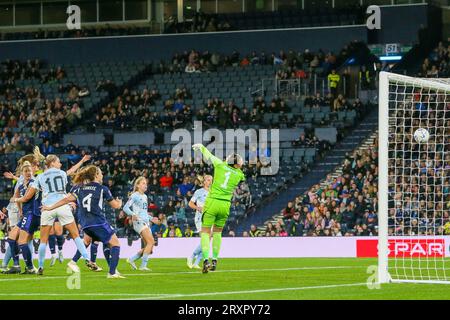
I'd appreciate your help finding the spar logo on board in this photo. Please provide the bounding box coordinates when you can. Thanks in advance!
[356,239,445,258]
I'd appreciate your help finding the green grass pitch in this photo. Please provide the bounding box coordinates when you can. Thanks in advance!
[0,258,450,299]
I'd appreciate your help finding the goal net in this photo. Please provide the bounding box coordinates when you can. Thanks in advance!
[378,72,450,284]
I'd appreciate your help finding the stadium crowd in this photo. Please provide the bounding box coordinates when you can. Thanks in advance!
[247,141,379,237]
[418,41,450,78]
[92,86,302,131]
[0,60,90,151]
[387,74,450,237]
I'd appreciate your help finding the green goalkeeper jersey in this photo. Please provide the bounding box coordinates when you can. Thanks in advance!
[198,145,245,202]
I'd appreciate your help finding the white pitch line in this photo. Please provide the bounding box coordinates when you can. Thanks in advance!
[0,282,370,299]
[0,293,173,296]
[0,265,362,282]
[122,266,363,277]
[118,282,369,300]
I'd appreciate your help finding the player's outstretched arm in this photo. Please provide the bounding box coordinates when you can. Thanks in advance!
[192,143,223,166]
[67,155,91,176]
[3,172,19,181]
[12,186,37,204]
[41,194,76,211]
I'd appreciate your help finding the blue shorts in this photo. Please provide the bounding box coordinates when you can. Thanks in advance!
[83,224,115,245]
[20,213,41,234]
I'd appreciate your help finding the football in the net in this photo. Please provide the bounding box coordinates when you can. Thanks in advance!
[413,128,430,143]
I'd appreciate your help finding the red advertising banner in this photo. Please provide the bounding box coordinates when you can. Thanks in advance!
[357,239,445,258]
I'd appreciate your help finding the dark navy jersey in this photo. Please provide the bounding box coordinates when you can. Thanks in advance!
[71,182,113,229]
[19,178,42,217]
[70,184,81,222]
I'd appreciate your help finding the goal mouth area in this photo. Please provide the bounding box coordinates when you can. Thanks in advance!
[377,72,450,284]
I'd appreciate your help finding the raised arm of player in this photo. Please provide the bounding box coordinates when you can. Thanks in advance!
[41,193,76,211]
[192,143,223,167]
[66,155,91,176]
[3,172,19,181]
[13,186,36,204]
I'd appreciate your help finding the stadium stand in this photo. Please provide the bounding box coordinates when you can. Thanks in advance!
[0,40,375,237]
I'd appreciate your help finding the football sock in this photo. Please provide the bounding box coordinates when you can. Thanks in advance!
[56,235,65,251]
[129,252,142,263]
[201,232,210,261]
[38,243,46,268]
[90,242,98,263]
[109,246,120,275]
[28,241,34,258]
[2,245,11,268]
[20,244,33,269]
[74,237,89,260]
[192,243,202,260]
[103,246,111,266]
[212,232,222,260]
[48,235,56,254]
[141,253,149,268]
[7,239,19,266]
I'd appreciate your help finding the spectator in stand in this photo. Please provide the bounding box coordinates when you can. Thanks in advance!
[275,222,288,237]
[265,222,274,235]
[282,202,295,220]
[115,211,127,237]
[359,65,372,90]
[249,224,261,237]
[288,212,304,237]
[184,225,194,237]
[41,140,55,156]
[177,176,194,197]
[333,94,346,112]
[163,221,182,238]
[162,200,176,218]
[174,201,186,224]
[148,200,159,216]
[292,132,310,147]
[64,139,77,154]
[160,171,174,189]
[327,69,340,98]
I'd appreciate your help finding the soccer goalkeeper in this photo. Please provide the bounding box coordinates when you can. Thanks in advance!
[192,144,245,274]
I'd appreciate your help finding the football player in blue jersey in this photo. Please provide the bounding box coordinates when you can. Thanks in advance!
[14,161,41,274]
[42,165,124,279]
[124,177,155,271]
[2,161,34,273]
[13,153,95,275]
[69,182,109,273]
[2,153,42,274]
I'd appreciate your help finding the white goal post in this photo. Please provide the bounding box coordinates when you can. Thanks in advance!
[378,71,450,284]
